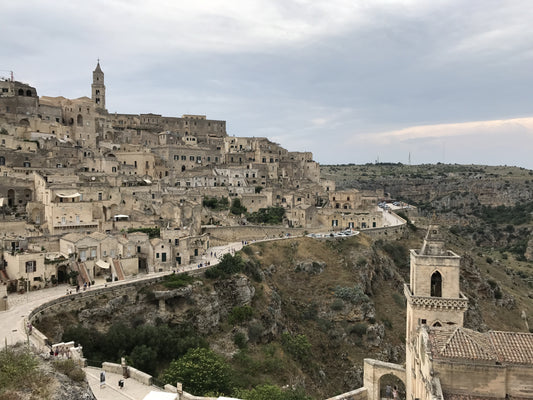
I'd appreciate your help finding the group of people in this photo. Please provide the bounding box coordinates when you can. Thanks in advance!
[49,344,72,359]
[385,384,400,400]
[66,281,92,295]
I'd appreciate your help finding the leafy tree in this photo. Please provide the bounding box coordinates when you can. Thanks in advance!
[247,206,285,224]
[204,253,244,279]
[161,348,231,396]
[203,196,229,211]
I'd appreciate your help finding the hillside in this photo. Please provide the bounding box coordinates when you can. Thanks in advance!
[35,228,532,399]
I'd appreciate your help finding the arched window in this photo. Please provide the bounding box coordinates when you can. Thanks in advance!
[18,89,24,95]
[431,271,442,297]
[433,321,442,327]
[0,156,5,166]
[26,90,32,97]
[77,114,83,126]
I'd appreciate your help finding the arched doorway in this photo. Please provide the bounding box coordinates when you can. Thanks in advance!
[379,373,406,400]
[57,264,68,284]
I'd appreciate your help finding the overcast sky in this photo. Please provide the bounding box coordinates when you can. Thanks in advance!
[2,0,533,169]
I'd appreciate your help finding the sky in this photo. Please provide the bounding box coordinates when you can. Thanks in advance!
[2,0,533,169]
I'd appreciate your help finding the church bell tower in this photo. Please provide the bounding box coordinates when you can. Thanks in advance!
[404,225,468,399]
[91,60,106,111]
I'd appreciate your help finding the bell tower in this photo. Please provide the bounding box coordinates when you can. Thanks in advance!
[404,225,468,399]
[91,60,106,111]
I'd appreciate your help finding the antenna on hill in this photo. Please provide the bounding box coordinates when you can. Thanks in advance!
[408,152,411,166]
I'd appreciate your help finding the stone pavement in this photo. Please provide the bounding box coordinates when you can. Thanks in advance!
[84,366,167,400]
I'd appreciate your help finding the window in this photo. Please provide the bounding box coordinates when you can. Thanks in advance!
[431,271,442,297]
[181,155,186,160]
[98,192,102,201]
[25,261,37,273]
[174,239,179,245]
[90,249,96,259]
[156,253,159,259]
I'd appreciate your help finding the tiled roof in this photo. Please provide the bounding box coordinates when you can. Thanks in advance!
[443,394,529,400]
[443,393,500,400]
[429,327,533,365]
[489,331,533,364]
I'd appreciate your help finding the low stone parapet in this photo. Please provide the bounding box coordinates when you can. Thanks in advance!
[103,362,153,386]
[324,387,367,400]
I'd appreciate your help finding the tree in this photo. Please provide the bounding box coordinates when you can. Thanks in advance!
[161,348,231,396]
[129,344,157,374]
[230,198,247,215]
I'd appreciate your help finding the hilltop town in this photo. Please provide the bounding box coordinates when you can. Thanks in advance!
[0,62,404,296]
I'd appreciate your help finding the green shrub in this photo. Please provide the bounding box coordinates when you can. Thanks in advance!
[281,333,311,361]
[0,347,39,390]
[228,306,254,325]
[334,285,370,305]
[163,273,195,289]
[349,322,368,337]
[233,332,247,349]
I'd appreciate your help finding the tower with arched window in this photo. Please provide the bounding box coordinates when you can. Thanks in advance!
[91,60,106,111]
[404,225,468,399]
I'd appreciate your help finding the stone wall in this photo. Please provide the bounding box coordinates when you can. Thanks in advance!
[203,225,306,245]
[28,274,169,324]
[103,362,153,386]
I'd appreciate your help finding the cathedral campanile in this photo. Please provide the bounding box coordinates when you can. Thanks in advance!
[91,60,106,111]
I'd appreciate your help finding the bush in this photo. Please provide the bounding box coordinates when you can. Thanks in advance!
[349,322,368,337]
[233,332,247,349]
[281,333,311,361]
[0,347,39,390]
[334,285,370,305]
[163,273,195,289]
[228,306,254,325]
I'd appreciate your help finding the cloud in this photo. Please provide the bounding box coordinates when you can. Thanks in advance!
[355,117,533,146]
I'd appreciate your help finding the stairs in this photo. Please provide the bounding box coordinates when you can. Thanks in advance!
[112,259,125,281]
[75,262,91,285]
